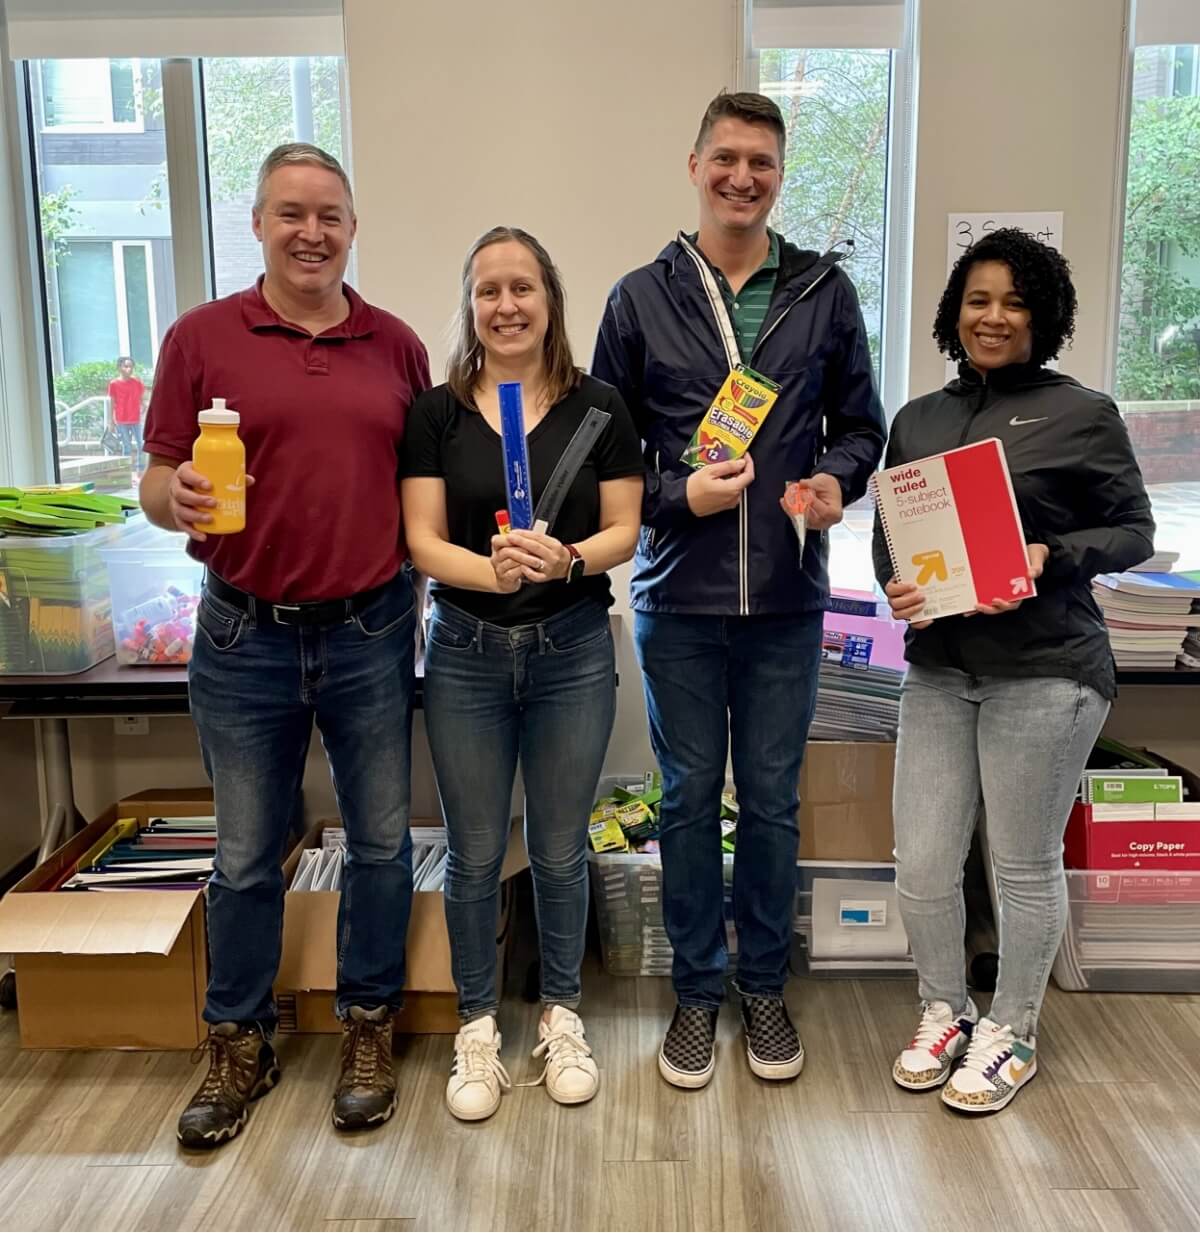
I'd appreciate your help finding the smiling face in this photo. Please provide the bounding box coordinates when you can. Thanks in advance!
[470,239,549,371]
[689,116,783,239]
[957,260,1034,371]
[252,162,356,305]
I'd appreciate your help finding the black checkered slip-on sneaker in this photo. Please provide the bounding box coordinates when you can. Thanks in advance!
[740,994,805,1080]
[658,1004,720,1089]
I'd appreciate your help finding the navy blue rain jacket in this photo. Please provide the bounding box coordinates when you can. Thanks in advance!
[592,233,887,615]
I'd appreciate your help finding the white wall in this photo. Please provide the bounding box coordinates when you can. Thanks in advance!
[344,0,741,775]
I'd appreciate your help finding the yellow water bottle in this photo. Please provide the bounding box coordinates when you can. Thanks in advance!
[192,398,246,535]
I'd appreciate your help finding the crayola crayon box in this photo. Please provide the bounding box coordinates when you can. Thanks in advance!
[681,365,781,469]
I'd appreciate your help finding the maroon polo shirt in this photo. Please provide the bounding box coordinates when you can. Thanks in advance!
[144,278,429,602]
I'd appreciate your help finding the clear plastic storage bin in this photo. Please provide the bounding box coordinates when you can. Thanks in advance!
[587,849,735,976]
[101,522,203,666]
[791,860,915,979]
[0,523,125,674]
[1053,868,1200,993]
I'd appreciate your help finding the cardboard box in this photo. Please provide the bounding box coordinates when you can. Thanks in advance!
[798,741,895,862]
[274,819,528,1034]
[0,789,215,1050]
[1064,802,1200,871]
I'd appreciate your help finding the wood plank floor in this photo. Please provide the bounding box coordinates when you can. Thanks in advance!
[1,960,1199,1233]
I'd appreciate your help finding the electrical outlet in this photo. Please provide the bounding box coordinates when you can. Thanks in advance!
[114,716,150,736]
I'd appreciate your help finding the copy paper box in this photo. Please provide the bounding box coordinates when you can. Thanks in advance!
[1064,801,1200,872]
[0,789,215,1050]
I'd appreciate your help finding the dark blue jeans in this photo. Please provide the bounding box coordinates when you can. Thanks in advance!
[423,598,615,1019]
[634,610,823,1009]
[189,570,416,1027]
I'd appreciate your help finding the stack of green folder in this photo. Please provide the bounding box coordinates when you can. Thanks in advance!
[0,486,134,673]
[0,485,138,537]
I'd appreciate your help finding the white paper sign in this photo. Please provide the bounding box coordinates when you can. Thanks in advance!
[947,212,1064,273]
[944,212,1065,379]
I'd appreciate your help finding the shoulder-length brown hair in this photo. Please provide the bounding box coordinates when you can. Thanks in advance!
[446,225,582,409]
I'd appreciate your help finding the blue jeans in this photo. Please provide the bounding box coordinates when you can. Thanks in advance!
[423,598,615,1020]
[115,421,143,459]
[893,665,1109,1038]
[634,610,824,1009]
[189,570,417,1027]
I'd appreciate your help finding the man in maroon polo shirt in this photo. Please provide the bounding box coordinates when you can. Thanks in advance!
[141,143,429,1149]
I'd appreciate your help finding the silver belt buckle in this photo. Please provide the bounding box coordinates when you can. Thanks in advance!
[271,603,304,624]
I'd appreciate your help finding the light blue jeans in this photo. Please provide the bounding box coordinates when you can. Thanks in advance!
[893,665,1109,1038]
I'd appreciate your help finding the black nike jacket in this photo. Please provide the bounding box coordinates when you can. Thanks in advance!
[871,362,1155,699]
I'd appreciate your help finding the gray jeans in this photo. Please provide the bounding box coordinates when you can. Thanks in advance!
[893,664,1110,1038]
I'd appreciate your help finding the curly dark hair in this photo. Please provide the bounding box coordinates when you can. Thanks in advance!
[933,227,1077,367]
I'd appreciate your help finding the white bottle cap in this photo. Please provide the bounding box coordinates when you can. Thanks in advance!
[198,396,239,426]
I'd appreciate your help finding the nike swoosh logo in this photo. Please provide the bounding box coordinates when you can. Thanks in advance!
[1010,1058,1033,1081]
[1009,416,1048,426]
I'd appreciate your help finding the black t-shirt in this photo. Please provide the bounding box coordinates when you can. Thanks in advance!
[403,373,644,626]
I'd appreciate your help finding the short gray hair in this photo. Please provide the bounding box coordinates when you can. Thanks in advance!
[253,142,354,214]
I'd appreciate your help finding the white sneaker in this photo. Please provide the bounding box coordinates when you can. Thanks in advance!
[942,1016,1037,1114]
[893,998,978,1091]
[530,1005,599,1106]
[446,1015,511,1122]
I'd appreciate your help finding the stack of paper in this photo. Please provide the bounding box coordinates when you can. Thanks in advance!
[1055,871,1200,990]
[1092,571,1200,669]
[61,816,217,892]
[1131,550,1181,573]
[810,602,907,741]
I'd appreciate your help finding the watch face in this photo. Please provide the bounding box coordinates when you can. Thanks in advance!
[569,556,586,583]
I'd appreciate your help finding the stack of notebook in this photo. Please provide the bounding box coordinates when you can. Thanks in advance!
[1092,570,1200,670]
[59,816,217,892]
[810,601,907,741]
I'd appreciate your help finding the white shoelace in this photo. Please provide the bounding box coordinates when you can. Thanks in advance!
[524,1025,593,1088]
[958,1026,1015,1079]
[454,1037,512,1091]
[909,1003,957,1052]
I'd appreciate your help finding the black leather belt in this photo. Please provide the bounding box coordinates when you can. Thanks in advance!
[204,571,393,628]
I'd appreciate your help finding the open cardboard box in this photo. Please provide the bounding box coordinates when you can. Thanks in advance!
[798,741,896,863]
[0,789,216,1050]
[275,819,529,1034]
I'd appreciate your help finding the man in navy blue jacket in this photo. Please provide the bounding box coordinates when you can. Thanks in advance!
[593,91,886,1089]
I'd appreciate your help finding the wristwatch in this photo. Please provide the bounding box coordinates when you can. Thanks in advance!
[565,543,585,584]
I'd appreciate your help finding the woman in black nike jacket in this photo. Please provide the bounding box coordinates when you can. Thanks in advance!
[873,229,1154,1114]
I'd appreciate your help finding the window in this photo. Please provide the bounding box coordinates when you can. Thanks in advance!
[38,58,145,131]
[31,57,173,493]
[758,47,892,381]
[751,3,915,593]
[1115,41,1200,555]
[750,1,915,418]
[203,56,352,299]
[27,52,351,493]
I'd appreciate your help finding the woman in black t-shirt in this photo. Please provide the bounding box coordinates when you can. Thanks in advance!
[402,226,643,1123]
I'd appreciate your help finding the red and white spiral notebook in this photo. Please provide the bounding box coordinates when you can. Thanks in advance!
[873,438,1034,621]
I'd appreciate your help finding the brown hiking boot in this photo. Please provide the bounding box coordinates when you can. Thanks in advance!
[333,1005,397,1130]
[177,1022,281,1150]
